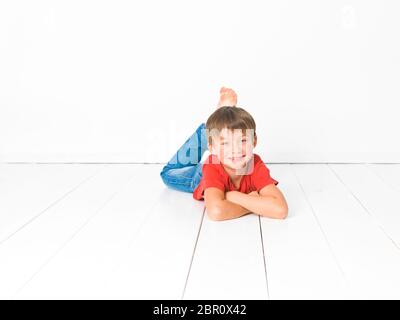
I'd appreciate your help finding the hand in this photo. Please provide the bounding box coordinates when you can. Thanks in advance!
[217,87,237,108]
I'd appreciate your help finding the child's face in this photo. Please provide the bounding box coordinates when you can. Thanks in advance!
[209,128,257,171]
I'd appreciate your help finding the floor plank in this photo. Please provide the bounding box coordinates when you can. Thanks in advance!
[0,164,104,244]
[15,165,167,299]
[102,179,205,299]
[293,164,400,299]
[0,164,137,298]
[184,213,267,300]
[260,164,348,299]
[2,163,400,299]
[330,164,400,246]
[368,164,400,194]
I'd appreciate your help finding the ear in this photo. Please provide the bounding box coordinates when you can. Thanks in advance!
[253,134,257,148]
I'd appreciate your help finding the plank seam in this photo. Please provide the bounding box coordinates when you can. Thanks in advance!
[0,164,107,246]
[290,164,348,282]
[365,164,400,193]
[328,164,400,251]
[181,206,206,300]
[13,167,138,296]
[258,216,270,300]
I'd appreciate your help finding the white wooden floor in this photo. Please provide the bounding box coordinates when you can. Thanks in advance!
[1,163,400,300]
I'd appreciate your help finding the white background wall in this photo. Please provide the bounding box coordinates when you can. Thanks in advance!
[1,0,399,163]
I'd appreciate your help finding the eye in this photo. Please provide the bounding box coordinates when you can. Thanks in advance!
[221,142,228,145]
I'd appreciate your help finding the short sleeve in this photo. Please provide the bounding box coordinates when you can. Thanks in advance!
[202,163,225,192]
[252,161,279,192]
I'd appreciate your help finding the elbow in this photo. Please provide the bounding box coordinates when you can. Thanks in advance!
[276,203,288,219]
[276,208,288,219]
[262,202,288,220]
[206,205,224,221]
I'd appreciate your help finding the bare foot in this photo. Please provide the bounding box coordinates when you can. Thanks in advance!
[217,87,237,109]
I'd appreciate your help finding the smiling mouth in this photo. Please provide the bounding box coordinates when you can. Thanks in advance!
[229,155,246,161]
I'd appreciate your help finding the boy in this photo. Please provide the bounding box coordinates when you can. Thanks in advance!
[160,87,288,221]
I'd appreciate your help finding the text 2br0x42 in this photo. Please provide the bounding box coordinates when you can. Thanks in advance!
[153,304,247,317]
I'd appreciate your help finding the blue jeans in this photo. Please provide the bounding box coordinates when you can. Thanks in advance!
[160,123,208,193]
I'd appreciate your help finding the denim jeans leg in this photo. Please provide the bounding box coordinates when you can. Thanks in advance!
[160,164,202,193]
[160,123,208,193]
[190,162,204,192]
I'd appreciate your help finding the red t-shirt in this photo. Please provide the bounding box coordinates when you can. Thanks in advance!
[193,153,279,201]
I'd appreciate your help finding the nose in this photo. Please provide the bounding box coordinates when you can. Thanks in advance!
[231,149,244,158]
[232,143,244,155]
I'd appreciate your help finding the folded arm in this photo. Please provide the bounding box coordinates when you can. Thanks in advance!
[209,198,251,221]
[204,184,288,221]
[204,187,251,221]
[226,185,288,219]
